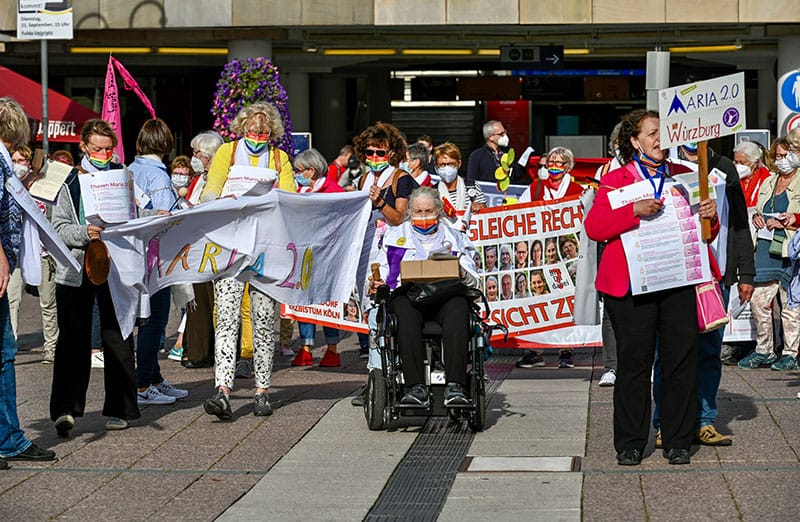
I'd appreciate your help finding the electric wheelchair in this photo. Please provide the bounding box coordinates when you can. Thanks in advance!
[363,284,507,432]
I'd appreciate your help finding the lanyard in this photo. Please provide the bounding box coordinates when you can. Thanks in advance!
[634,156,666,198]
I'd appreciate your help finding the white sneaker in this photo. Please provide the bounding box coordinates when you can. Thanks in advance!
[156,379,189,399]
[91,351,105,369]
[137,385,176,405]
[599,369,616,387]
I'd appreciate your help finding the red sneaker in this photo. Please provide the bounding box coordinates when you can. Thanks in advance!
[319,350,341,367]
[291,350,313,366]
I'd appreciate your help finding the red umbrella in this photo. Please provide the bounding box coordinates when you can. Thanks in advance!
[0,65,99,143]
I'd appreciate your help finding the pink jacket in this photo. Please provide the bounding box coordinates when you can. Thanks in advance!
[585,162,718,298]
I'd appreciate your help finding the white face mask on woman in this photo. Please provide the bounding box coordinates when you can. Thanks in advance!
[436,165,458,183]
[191,156,205,173]
[775,157,795,175]
[735,163,752,180]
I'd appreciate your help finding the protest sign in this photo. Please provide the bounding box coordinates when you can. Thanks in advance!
[658,72,746,149]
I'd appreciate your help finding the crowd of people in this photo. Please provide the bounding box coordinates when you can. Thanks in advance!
[0,92,798,470]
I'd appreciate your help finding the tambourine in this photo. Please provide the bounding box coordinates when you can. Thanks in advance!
[85,239,110,285]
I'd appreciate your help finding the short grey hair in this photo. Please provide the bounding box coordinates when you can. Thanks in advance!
[294,148,329,180]
[406,186,443,220]
[733,140,762,164]
[190,131,223,158]
[407,142,429,167]
[482,120,501,140]
[546,146,575,171]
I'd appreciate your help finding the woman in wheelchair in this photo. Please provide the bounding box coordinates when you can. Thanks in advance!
[373,186,480,408]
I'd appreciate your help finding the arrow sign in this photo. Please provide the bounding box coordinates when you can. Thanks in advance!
[500,45,564,69]
[545,54,560,65]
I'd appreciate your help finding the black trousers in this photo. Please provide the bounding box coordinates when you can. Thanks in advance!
[184,282,215,363]
[389,295,470,387]
[604,285,697,453]
[50,273,140,422]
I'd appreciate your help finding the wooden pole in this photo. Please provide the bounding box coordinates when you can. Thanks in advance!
[697,141,711,240]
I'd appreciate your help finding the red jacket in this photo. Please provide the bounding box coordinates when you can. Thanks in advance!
[317,175,344,193]
[585,162,720,298]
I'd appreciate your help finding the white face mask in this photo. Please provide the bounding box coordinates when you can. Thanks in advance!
[497,134,509,148]
[775,157,795,175]
[735,163,752,180]
[12,163,28,178]
[172,174,190,188]
[538,166,549,180]
[436,165,459,183]
[190,156,205,173]
[788,151,800,169]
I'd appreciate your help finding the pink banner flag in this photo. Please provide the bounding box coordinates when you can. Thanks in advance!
[101,56,125,162]
[110,56,156,120]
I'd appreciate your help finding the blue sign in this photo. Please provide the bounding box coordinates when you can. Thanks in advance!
[780,72,800,113]
[291,133,312,156]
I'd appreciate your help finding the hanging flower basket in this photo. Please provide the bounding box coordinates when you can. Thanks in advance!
[211,57,294,156]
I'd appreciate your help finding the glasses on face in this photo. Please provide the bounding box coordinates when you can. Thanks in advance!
[776,151,788,160]
[436,161,458,168]
[548,160,567,168]
[493,130,507,137]
[293,167,310,175]
[365,148,388,157]
[192,149,205,158]
[86,142,114,154]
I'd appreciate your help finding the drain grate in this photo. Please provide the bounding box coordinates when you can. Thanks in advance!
[365,356,516,521]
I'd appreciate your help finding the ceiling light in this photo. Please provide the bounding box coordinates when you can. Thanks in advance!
[401,49,473,56]
[477,49,501,56]
[564,48,590,56]
[157,47,228,55]
[322,49,397,56]
[70,47,151,54]
[668,44,741,53]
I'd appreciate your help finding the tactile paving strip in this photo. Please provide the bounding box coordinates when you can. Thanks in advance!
[365,356,516,521]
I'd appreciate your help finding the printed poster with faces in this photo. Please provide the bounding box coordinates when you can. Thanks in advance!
[615,178,712,295]
[467,194,599,346]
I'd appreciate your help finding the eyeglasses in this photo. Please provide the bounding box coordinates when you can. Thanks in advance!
[436,161,458,168]
[547,161,568,168]
[85,142,114,153]
[293,167,310,175]
[365,148,388,157]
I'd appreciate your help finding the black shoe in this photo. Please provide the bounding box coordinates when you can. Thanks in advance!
[182,359,213,369]
[0,457,7,470]
[400,384,429,405]
[665,448,690,465]
[7,444,56,461]
[203,391,233,421]
[253,393,273,416]
[616,449,642,466]
[54,414,75,438]
[444,382,469,406]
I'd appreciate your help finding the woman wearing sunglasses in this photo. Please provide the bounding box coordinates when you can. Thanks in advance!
[519,146,584,203]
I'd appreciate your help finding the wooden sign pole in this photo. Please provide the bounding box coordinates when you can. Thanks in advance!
[697,141,711,240]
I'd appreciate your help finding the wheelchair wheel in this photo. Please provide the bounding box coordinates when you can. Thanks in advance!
[468,375,486,432]
[365,368,388,431]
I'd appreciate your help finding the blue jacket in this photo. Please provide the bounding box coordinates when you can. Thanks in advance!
[129,156,176,211]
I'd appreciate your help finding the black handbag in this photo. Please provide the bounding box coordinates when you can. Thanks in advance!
[398,279,470,306]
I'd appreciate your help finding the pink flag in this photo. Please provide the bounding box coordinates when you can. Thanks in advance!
[110,56,156,120]
[101,55,158,164]
[101,56,124,162]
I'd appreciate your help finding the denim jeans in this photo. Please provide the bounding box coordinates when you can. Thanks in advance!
[136,288,170,389]
[653,284,727,430]
[297,322,339,346]
[0,294,31,457]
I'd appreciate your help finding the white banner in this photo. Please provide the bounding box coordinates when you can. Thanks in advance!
[17,1,73,40]
[659,72,746,149]
[6,175,80,273]
[101,191,372,338]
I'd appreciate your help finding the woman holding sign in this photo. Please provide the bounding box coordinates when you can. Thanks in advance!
[50,119,141,435]
[585,109,718,466]
[199,102,296,420]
